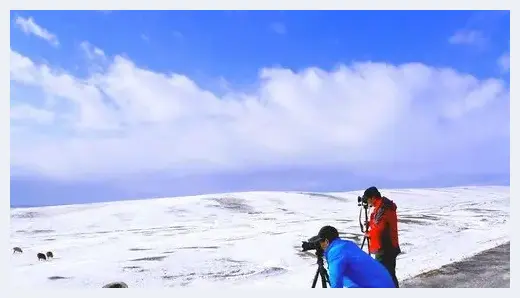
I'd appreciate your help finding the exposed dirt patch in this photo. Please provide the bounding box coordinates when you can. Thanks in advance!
[266,231,286,236]
[399,218,431,225]
[123,266,148,273]
[257,267,287,276]
[304,192,347,201]
[177,246,219,250]
[129,256,167,262]
[12,211,41,219]
[48,276,70,280]
[210,197,260,214]
[31,229,55,234]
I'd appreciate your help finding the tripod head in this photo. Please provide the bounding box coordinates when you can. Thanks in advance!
[315,247,325,265]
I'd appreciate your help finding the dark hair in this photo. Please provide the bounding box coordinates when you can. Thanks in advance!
[363,186,381,199]
[318,225,339,242]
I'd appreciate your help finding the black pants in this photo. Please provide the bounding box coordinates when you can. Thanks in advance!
[375,253,399,288]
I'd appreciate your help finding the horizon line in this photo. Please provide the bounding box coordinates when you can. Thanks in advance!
[10,183,510,210]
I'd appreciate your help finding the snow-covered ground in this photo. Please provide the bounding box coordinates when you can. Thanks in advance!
[10,186,510,288]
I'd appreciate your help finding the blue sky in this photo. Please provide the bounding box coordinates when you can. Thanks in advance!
[10,10,510,207]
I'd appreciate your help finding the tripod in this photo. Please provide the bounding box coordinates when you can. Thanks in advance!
[358,201,371,256]
[311,249,330,288]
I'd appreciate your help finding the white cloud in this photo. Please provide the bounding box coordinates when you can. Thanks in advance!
[270,22,287,35]
[80,41,106,60]
[79,41,108,75]
[498,52,510,73]
[14,16,59,47]
[449,30,487,46]
[9,48,510,180]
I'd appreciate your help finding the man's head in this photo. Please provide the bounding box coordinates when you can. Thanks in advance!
[316,225,339,251]
[363,186,381,206]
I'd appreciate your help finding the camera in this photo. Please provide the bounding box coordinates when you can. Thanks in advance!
[358,196,368,208]
[302,236,330,288]
[301,235,323,252]
[357,195,368,207]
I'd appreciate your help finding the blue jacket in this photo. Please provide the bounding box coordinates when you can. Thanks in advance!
[324,238,396,288]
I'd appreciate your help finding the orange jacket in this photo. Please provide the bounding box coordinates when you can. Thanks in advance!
[367,196,401,256]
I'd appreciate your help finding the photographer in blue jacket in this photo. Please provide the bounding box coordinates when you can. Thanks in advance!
[310,225,396,288]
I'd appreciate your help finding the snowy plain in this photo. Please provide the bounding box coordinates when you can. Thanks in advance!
[10,186,510,288]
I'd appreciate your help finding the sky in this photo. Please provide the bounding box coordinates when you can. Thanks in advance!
[10,10,510,207]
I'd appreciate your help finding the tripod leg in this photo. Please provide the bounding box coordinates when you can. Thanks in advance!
[319,266,330,288]
[363,207,372,257]
[361,235,371,256]
[325,270,330,285]
[320,270,327,288]
[311,267,320,288]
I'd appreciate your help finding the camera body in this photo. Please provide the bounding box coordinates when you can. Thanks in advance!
[301,235,323,252]
[357,195,368,207]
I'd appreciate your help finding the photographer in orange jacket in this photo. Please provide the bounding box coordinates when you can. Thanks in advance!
[362,186,401,288]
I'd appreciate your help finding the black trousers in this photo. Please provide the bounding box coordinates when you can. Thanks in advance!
[375,253,399,288]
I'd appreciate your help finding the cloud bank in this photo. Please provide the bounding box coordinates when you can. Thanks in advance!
[10,45,510,182]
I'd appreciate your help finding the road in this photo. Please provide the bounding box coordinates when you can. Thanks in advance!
[401,242,510,288]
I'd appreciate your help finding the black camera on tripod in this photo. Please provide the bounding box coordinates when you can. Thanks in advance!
[301,235,329,288]
[357,194,371,255]
[357,195,368,207]
[301,235,323,252]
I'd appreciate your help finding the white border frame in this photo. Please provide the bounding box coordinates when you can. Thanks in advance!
[6,0,515,295]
